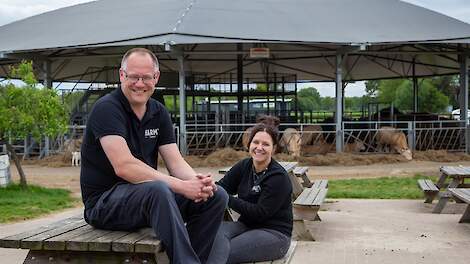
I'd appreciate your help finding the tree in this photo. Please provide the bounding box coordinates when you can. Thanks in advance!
[430,75,459,108]
[375,78,449,113]
[0,61,67,187]
[365,80,380,97]
[296,87,321,111]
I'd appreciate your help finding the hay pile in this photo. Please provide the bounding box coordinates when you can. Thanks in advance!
[413,150,470,162]
[22,153,71,167]
[185,148,470,167]
[18,148,470,168]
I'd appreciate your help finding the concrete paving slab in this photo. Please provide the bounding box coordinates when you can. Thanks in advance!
[291,199,470,264]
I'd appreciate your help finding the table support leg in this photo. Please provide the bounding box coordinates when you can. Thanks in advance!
[433,179,460,213]
[459,204,470,223]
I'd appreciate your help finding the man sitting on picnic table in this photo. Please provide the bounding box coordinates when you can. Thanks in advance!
[80,48,228,264]
[208,121,293,263]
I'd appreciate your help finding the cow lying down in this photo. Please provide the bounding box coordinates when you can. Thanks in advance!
[376,126,412,160]
[302,140,365,155]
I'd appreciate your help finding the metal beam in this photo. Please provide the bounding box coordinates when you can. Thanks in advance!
[459,53,469,153]
[413,57,418,112]
[42,60,52,88]
[237,44,244,118]
[177,52,187,155]
[335,53,343,152]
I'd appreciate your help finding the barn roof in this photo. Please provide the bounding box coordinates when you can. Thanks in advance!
[0,0,469,83]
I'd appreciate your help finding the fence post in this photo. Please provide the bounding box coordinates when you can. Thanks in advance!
[407,121,415,151]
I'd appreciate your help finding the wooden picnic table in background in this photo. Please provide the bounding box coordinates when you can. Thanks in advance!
[432,166,470,213]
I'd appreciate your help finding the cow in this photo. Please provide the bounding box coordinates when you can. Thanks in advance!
[344,140,366,152]
[376,126,412,160]
[279,128,301,157]
[300,125,325,146]
[302,140,365,155]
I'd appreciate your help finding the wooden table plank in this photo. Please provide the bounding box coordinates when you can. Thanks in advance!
[66,228,114,251]
[449,188,470,203]
[134,233,162,253]
[21,219,88,250]
[88,231,130,252]
[43,225,95,251]
[112,228,153,252]
[0,216,83,249]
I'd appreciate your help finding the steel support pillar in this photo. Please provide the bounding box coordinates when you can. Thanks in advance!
[177,53,188,155]
[459,54,469,153]
[42,60,52,156]
[42,60,52,88]
[335,53,344,152]
[237,44,244,123]
[412,58,418,113]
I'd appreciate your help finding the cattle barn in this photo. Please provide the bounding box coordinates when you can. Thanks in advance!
[0,0,469,156]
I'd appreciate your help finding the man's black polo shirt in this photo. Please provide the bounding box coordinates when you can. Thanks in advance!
[80,88,176,209]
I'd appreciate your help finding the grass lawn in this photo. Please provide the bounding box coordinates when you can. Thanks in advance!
[327,175,437,199]
[0,184,77,223]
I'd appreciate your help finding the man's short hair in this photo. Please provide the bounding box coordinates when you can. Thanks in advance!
[121,48,159,71]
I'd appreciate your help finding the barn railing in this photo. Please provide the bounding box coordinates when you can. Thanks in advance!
[4,121,467,158]
[182,121,468,155]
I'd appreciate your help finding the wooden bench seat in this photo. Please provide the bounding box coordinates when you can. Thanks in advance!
[292,183,328,241]
[0,216,168,264]
[311,179,328,189]
[293,166,312,187]
[417,179,439,203]
[448,188,470,223]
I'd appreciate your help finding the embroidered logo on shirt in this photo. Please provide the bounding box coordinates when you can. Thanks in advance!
[145,128,159,139]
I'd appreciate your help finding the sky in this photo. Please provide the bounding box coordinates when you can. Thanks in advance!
[0,0,469,96]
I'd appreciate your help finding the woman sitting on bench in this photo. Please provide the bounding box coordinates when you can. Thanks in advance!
[208,122,293,263]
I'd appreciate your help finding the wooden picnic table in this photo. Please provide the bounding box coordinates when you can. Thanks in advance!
[432,166,470,213]
[219,161,303,198]
[448,188,470,223]
[0,215,298,264]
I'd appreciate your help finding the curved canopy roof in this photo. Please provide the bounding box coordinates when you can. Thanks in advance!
[0,0,469,84]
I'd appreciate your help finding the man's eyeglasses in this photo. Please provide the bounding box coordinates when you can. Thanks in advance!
[123,70,157,84]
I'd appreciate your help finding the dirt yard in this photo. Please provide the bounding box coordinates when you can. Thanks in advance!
[9,148,470,197]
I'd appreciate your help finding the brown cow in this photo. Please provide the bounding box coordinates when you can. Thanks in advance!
[279,128,301,157]
[376,126,412,160]
[300,125,325,146]
[302,140,365,155]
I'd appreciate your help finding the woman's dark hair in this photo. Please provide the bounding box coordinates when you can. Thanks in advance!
[248,123,279,147]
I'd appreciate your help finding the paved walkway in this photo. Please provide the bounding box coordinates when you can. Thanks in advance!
[292,199,470,264]
[1,200,469,263]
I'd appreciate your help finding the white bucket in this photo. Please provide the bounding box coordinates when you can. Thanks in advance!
[0,154,11,187]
